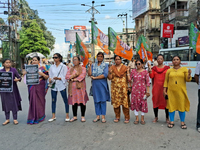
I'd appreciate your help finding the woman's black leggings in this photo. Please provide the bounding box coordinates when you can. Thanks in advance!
[72,103,86,117]
[153,107,169,119]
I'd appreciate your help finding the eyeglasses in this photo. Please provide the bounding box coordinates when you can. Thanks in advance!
[73,59,78,61]
[52,57,58,59]
[136,63,141,66]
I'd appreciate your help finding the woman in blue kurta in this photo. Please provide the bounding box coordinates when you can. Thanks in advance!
[0,59,22,125]
[88,52,110,123]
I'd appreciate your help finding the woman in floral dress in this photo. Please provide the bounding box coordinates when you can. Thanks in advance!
[129,59,150,125]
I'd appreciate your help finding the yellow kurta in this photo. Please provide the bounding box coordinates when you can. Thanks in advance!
[111,71,129,109]
[164,67,191,112]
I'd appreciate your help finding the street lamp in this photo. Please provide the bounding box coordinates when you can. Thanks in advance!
[81,1,105,61]
[81,1,105,24]
[118,13,128,45]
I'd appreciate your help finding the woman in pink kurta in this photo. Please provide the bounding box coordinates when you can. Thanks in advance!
[65,56,89,122]
[129,59,150,125]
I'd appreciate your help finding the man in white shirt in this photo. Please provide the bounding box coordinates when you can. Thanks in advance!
[195,61,200,132]
[128,58,135,71]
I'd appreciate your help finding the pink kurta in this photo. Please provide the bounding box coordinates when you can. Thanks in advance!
[65,67,89,105]
[130,69,150,113]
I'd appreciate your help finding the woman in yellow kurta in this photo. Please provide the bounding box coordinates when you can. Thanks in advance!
[164,56,191,129]
[108,55,130,124]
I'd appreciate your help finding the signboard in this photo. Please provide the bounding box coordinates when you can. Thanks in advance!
[74,26,86,30]
[178,36,189,46]
[25,65,39,85]
[0,72,13,92]
[132,0,149,19]
[64,29,90,43]
[161,23,174,38]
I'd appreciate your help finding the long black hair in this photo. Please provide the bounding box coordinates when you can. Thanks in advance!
[32,56,40,61]
[54,53,63,62]
[2,58,11,64]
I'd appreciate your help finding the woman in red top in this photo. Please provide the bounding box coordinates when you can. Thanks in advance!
[148,54,170,123]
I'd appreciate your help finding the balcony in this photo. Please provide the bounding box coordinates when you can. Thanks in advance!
[162,9,188,23]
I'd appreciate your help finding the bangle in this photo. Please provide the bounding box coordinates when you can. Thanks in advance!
[127,74,130,75]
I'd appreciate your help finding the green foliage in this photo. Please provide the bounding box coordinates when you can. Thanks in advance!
[0,17,5,25]
[19,20,50,57]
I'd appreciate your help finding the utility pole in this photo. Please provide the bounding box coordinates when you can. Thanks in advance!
[81,1,105,61]
[118,13,128,45]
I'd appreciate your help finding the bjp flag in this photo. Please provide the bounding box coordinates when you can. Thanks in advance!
[108,27,133,60]
[91,21,109,54]
[76,33,89,67]
[138,43,147,61]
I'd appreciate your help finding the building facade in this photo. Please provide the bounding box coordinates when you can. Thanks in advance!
[134,0,161,57]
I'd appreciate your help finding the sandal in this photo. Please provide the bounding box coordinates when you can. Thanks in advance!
[13,120,18,125]
[140,120,146,125]
[81,118,86,122]
[114,118,120,123]
[69,118,77,122]
[152,118,158,123]
[124,119,129,124]
[168,123,175,128]
[101,118,106,123]
[93,118,100,123]
[181,124,187,129]
[134,120,139,125]
[2,120,10,126]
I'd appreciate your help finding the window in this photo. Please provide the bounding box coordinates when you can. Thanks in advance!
[151,15,155,19]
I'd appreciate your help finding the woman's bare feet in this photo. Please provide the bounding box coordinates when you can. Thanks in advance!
[2,120,10,125]
[152,117,158,123]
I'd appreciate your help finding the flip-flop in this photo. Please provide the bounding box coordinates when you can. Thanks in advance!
[69,118,77,122]
[168,123,175,128]
[134,120,139,125]
[13,121,18,125]
[2,121,10,126]
[181,124,187,129]
[152,118,158,123]
[101,119,106,123]
[81,118,86,122]
[113,118,120,123]
[140,120,146,125]
[93,118,100,123]
[124,119,129,124]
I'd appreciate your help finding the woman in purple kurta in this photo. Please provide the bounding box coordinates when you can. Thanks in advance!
[0,59,22,125]
[27,56,49,124]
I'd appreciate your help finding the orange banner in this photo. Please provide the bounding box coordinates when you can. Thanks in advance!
[80,42,89,67]
[147,51,153,61]
[114,36,133,60]
[196,33,200,54]
[138,43,147,62]
[96,29,109,54]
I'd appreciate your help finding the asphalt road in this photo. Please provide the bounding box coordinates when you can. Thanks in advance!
[0,78,199,150]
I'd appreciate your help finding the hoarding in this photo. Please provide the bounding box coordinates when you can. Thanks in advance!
[178,36,189,46]
[132,0,149,19]
[0,72,13,92]
[64,29,90,43]
[74,26,86,30]
[161,23,174,38]
[25,65,39,85]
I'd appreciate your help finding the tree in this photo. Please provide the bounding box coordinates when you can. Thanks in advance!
[19,20,50,57]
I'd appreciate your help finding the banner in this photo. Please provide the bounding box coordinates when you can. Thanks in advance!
[0,72,13,92]
[76,33,89,67]
[189,23,200,54]
[161,23,174,38]
[25,65,39,85]
[91,21,109,54]
[135,35,152,61]
[108,27,133,60]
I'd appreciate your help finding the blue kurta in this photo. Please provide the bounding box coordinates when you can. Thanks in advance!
[92,64,110,103]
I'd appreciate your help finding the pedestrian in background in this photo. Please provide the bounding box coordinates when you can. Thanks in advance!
[0,59,22,125]
[27,56,49,124]
[88,52,110,123]
[148,54,170,123]
[68,60,73,69]
[66,56,89,122]
[108,55,130,124]
[129,59,150,125]
[48,53,70,122]
[164,56,191,129]
[194,61,200,132]
[153,57,158,66]
[128,58,135,71]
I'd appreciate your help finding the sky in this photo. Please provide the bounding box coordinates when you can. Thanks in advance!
[1,0,135,57]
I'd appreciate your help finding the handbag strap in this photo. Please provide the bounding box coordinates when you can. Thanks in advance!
[57,65,63,77]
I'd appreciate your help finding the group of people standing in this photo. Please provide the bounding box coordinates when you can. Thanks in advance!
[0,52,194,131]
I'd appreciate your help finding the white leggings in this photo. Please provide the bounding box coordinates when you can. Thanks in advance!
[134,110,145,116]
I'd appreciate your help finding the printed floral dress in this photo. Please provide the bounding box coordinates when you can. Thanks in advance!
[130,69,150,113]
